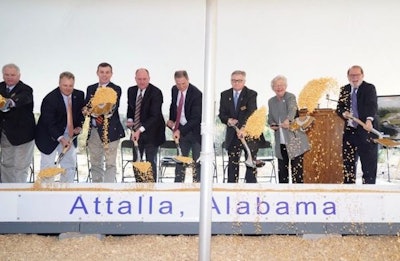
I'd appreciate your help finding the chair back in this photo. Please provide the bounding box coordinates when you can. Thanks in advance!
[121,139,136,161]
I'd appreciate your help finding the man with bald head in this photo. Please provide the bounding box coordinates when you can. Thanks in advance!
[126,68,166,182]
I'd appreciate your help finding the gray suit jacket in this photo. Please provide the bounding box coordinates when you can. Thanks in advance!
[268,92,310,159]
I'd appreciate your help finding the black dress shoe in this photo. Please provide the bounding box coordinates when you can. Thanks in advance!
[255,160,265,168]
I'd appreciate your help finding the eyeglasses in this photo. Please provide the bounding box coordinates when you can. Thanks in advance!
[349,74,362,78]
[231,79,244,83]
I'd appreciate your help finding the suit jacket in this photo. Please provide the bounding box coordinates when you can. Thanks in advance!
[0,80,35,145]
[268,92,310,159]
[219,86,260,149]
[35,88,85,154]
[127,83,166,146]
[336,81,378,129]
[85,82,125,142]
[169,83,202,144]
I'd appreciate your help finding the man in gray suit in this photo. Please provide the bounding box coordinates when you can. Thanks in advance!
[267,75,310,183]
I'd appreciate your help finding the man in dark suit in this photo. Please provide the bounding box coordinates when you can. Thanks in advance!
[126,68,166,182]
[35,72,85,182]
[0,63,36,183]
[219,70,262,183]
[336,65,378,184]
[166,70,202,182]
[85,62,125,183]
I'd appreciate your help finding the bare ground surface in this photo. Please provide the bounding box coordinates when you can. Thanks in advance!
[1,234,400,261]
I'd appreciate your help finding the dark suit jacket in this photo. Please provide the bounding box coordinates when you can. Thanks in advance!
[85,82,125,142]
[35,88,85,154]
[0,80,35,145]
[127,83,166,147]
[219,86,260,149]
[336,81,378,129]
[169,83,202,144]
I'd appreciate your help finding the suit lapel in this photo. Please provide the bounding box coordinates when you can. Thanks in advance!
[184,85,191,112]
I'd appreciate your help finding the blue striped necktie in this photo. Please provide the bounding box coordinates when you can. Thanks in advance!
[351,88,358,127]
[234,91,239,109]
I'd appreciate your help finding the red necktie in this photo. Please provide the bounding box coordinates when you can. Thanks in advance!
[67,96,74,137]
[174,92,184,131]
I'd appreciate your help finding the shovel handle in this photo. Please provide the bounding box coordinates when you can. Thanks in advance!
[173,137,183,156]
[348,115,382,138]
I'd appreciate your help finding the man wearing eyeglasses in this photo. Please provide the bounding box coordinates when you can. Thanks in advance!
[219,70,264,183]
[336,65,378,184]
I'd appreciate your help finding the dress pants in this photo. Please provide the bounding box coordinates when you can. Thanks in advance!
[174,131,201,183]
[40,135,77,183]
[138,143,158,182]
[342,126,378,184]
[88,128,119,183]
[0,132,34,183]
[227,138,258,183]
[278,144,304,184]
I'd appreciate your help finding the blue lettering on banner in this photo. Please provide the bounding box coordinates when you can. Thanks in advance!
[211,197,336,216]
[68,195,336,218]
[69,196,173,215]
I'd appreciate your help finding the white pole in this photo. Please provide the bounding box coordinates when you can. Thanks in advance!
[199,0,217,260]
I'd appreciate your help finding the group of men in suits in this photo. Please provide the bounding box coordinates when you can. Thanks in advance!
[0,63,378,184]
[0,63,204,184]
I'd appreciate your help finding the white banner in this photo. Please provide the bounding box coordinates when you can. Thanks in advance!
[1,184,400,223]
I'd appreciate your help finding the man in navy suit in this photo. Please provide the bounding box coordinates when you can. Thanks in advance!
[85,62,125,183]
[126,68,166,182]
[336,65,378,184]
[0,63,36,183]
[166,70,202,182]
[35,71,85,182]
[219,70,262,183]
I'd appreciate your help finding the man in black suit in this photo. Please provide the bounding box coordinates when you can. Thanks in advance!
[166,70,202,182]
[0,63,36,183]
[336,65,378,184]
[35,72,85,182]
[219,70,261,183]
[85,62,125,183]
[126,68,166,182]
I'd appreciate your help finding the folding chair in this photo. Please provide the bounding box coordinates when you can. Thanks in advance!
[120,139,136,182]
[212,143,218,183]
[256,140,277,183]
[221,141,229,182]
[158,140,178,182]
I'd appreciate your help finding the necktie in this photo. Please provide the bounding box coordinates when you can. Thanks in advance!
[95,115,103,125]
[234,91,239,110]
[67,96,74,138]
[174,92,185,131]
[133,90,143,131]
[351,88,358,127]
[6,87,11,94]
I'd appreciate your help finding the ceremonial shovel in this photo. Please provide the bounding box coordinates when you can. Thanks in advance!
[230,124,255,168]
[133,139,141,162]
[172,137,187,164]
[55,135,78,164]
